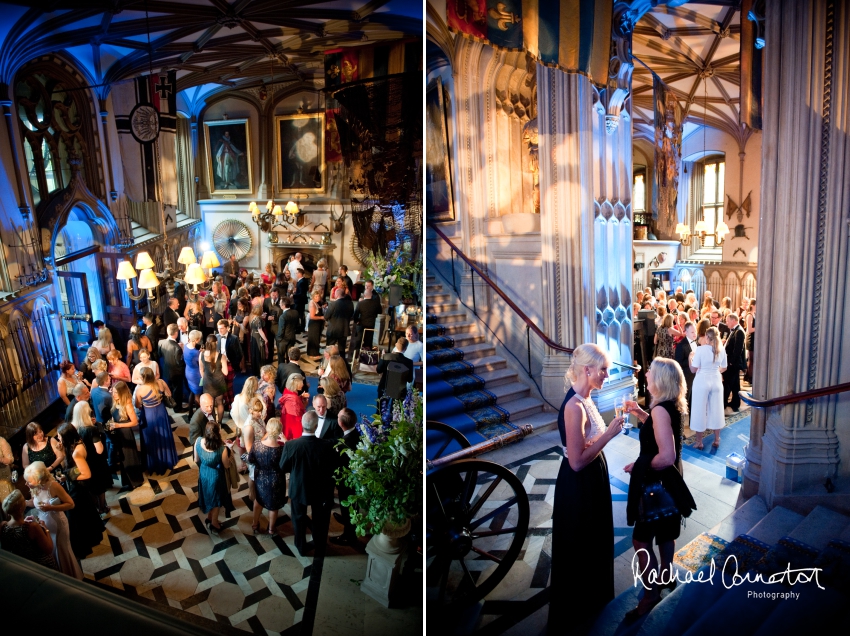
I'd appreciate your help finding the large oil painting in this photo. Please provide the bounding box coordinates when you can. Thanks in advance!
[204,119,253,194]
[426,78,454,222]
[275,113,325,193]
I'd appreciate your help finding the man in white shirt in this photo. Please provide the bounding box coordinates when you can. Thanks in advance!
[312,394,341,441]
[176,317,190,349]
[404,325,423,368]
[287,252,303,278]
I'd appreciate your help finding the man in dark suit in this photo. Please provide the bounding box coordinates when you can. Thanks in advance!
[163,297,180,328]
[331,408,360,545]
[189,394,220,447]
[324,290,354,351]
[710,310,731,341]
[293,268,310,331]
[276,298,301,362]
[223,254,240,289]
[723,313,747,414]
[377,337,414,399]
[215,319,241,408]
[158,324,187,412]
[338,265,355,300]
[263,287,282,352]
[90,372,113,425]
[312,394,342,440]
[278,411,338,555]
[348,280,382,361]
[65,382,91,423]
[142,313,160,346]
[275,347,306,395]
[674,321,698,411]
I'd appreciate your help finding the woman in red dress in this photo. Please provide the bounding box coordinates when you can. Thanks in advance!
[278,374,308,440]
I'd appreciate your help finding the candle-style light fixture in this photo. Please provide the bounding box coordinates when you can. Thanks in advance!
[117,246,218,302]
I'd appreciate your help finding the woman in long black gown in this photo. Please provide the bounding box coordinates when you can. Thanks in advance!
[306,290,325,357]
[548,344,624,635]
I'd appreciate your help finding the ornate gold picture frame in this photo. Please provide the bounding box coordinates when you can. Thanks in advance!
[275,113,325,194]
[204,118,254,195]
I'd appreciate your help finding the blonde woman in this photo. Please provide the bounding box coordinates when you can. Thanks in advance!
[242,397,267,508]
[279,374,308,441]
[0,489,57,569]
[93,327,115,357]
[89,359,108,389]
[80,347,102,386]
[23,461,81,579]
[548,344,624,633]
[249,418,286,535]
[623,358,696,619]
[313,259,329,297]
[110,381,144,491]
[689,326,727,450]
[232,376,263,429]
[131,348,160,385]
[71,402,111,514]
[106,349,131,384]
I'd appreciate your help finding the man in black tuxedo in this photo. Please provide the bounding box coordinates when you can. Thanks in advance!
[312,394,342,440]
[65,382,91,423]
[276,298,301,362]
[142,313,160,346]
[348,280,382,361]
[263,287,282,352]
[723,313,747,414]
[710,310,731,341]
[293,268,310,331]
[216,319,241,408]
[223,254,240,289]
[377,337,414,399]
[338,265,355,299]
[163,297,180,328]
[324,290,354,351]
[331,408,361,545]
[674,321,698,411]
[278,411,338,555]
[275,347,306,395]
[189,394,220,447]
[158,324,187,412]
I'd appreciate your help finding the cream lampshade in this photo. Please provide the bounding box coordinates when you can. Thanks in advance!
[184,263,207,285]
[137,269,160,289]
[694,219,709,234]
[116,261,137,280]
[675,223,690,237]
[272,204,283,216]
[200,251,220,270]
[285,200,299,215]
[715,220,730,238]
[178,247,197,265]
[135,251,155,270]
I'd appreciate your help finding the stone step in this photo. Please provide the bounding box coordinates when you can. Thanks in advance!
[464,355,507,373]
[515,410,559,434]
[427,292,453,304]
[499,396,545,421]
[440,320,478,336]
[487,381,531,405]
[746,506,806,546]
[441,331,485,348]
[457,342,496,360]
[786,505,850,551]
[709,495,770,543]
[426,283,443,292]
[431,309,467,324]
[427,302,459,315]
[476,367,520,388]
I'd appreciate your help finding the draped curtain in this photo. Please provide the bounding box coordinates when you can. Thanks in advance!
[175,117,197,219]
[685,162,704,259]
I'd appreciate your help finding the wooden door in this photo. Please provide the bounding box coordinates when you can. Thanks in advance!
[57,271,93,368]
[97,253,136,354]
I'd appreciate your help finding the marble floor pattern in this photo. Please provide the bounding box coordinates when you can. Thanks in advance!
[446,412,744,636]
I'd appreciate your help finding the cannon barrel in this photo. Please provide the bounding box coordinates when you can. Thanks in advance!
[427,424,533,470]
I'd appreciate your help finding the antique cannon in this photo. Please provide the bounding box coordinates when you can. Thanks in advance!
[426,422,534,609]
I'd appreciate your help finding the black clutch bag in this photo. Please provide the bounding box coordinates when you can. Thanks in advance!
[638,480,679,523]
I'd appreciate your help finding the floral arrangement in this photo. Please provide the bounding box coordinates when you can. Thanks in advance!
[363,242,421,297]
[337,390,422,536]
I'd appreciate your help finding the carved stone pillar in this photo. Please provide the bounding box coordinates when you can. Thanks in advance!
[537,6,635,408]
[744,0,850,504]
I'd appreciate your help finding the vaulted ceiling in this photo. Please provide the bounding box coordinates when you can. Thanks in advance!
[631,1,753,149]
[0,0,421,99]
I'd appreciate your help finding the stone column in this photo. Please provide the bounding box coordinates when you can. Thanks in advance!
[744,0,850,504]
[537,5,636,408]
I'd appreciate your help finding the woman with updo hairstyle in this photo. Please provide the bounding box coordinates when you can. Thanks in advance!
[134,366,178,474]
[23,461,81,578]
[654,313,681,359]
[106,348,131,385]
[688,326,728,450]
[126,324,153,368]
[548,344,624,633]
[110,381,144,491]
[71,401,111,515]
[249,418,286,535]
[194,421,232,534]
[0,489,57,569]
[623,359,696,618]
[56,422,105,560]
[58,360,82,406]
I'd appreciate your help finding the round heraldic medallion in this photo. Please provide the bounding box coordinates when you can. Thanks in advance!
[130,104,160,143]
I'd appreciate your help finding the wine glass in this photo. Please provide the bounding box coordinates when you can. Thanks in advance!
[615,396,632,433]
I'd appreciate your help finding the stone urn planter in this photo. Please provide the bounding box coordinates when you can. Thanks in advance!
[360,518,412,608]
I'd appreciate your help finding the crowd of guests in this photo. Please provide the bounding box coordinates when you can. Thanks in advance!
[634,287,756,446]
[0,253,421,574]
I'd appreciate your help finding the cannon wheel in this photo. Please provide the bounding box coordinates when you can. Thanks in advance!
[426,420,471,460]
[426,458,530,609]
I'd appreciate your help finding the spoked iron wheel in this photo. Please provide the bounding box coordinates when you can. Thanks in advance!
[426,420,471,460]
[426,458,530,609]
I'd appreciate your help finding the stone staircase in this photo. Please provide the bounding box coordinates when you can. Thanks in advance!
[425,273,557,456]
[588,496,850,635]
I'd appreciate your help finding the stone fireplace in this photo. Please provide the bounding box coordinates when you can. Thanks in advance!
[269,242,337,273]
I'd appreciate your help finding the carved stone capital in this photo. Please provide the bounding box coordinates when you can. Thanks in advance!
[605,3,635,132]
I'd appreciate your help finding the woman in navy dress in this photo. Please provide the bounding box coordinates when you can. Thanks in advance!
[184,330,204,417]
[248,418,285,535]
[134,367,178,475]
[548,344,624,635]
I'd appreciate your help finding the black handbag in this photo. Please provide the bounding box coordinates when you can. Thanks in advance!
[638,480,679,523]
[161,392,177,409]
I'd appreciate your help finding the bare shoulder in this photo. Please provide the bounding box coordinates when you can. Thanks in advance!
[562,396,585,422]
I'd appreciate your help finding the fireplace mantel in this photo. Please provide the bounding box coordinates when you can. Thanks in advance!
[269,243,338,271]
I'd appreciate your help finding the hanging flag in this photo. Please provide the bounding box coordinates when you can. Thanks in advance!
[446,0,612,86]
[325,108,343,163]
[324,41,421,88]
[740,0,763,130]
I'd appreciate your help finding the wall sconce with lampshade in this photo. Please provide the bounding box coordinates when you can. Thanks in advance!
[117,246,219,302]
[676,217,730,247]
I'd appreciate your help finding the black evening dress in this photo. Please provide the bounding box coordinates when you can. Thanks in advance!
[78,426,113,496]
[548,388,614,634]
[64,446,106,559]
[202,352,227,399]
[248,442,286,510]
[249,316,266,377]
[307,301,324,356]
[111,405,144,489]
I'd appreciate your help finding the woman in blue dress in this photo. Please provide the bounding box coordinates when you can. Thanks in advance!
[194,421,233,534]
[133,367,178,475]
[248,418,286,535]
[184,330,204,417]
